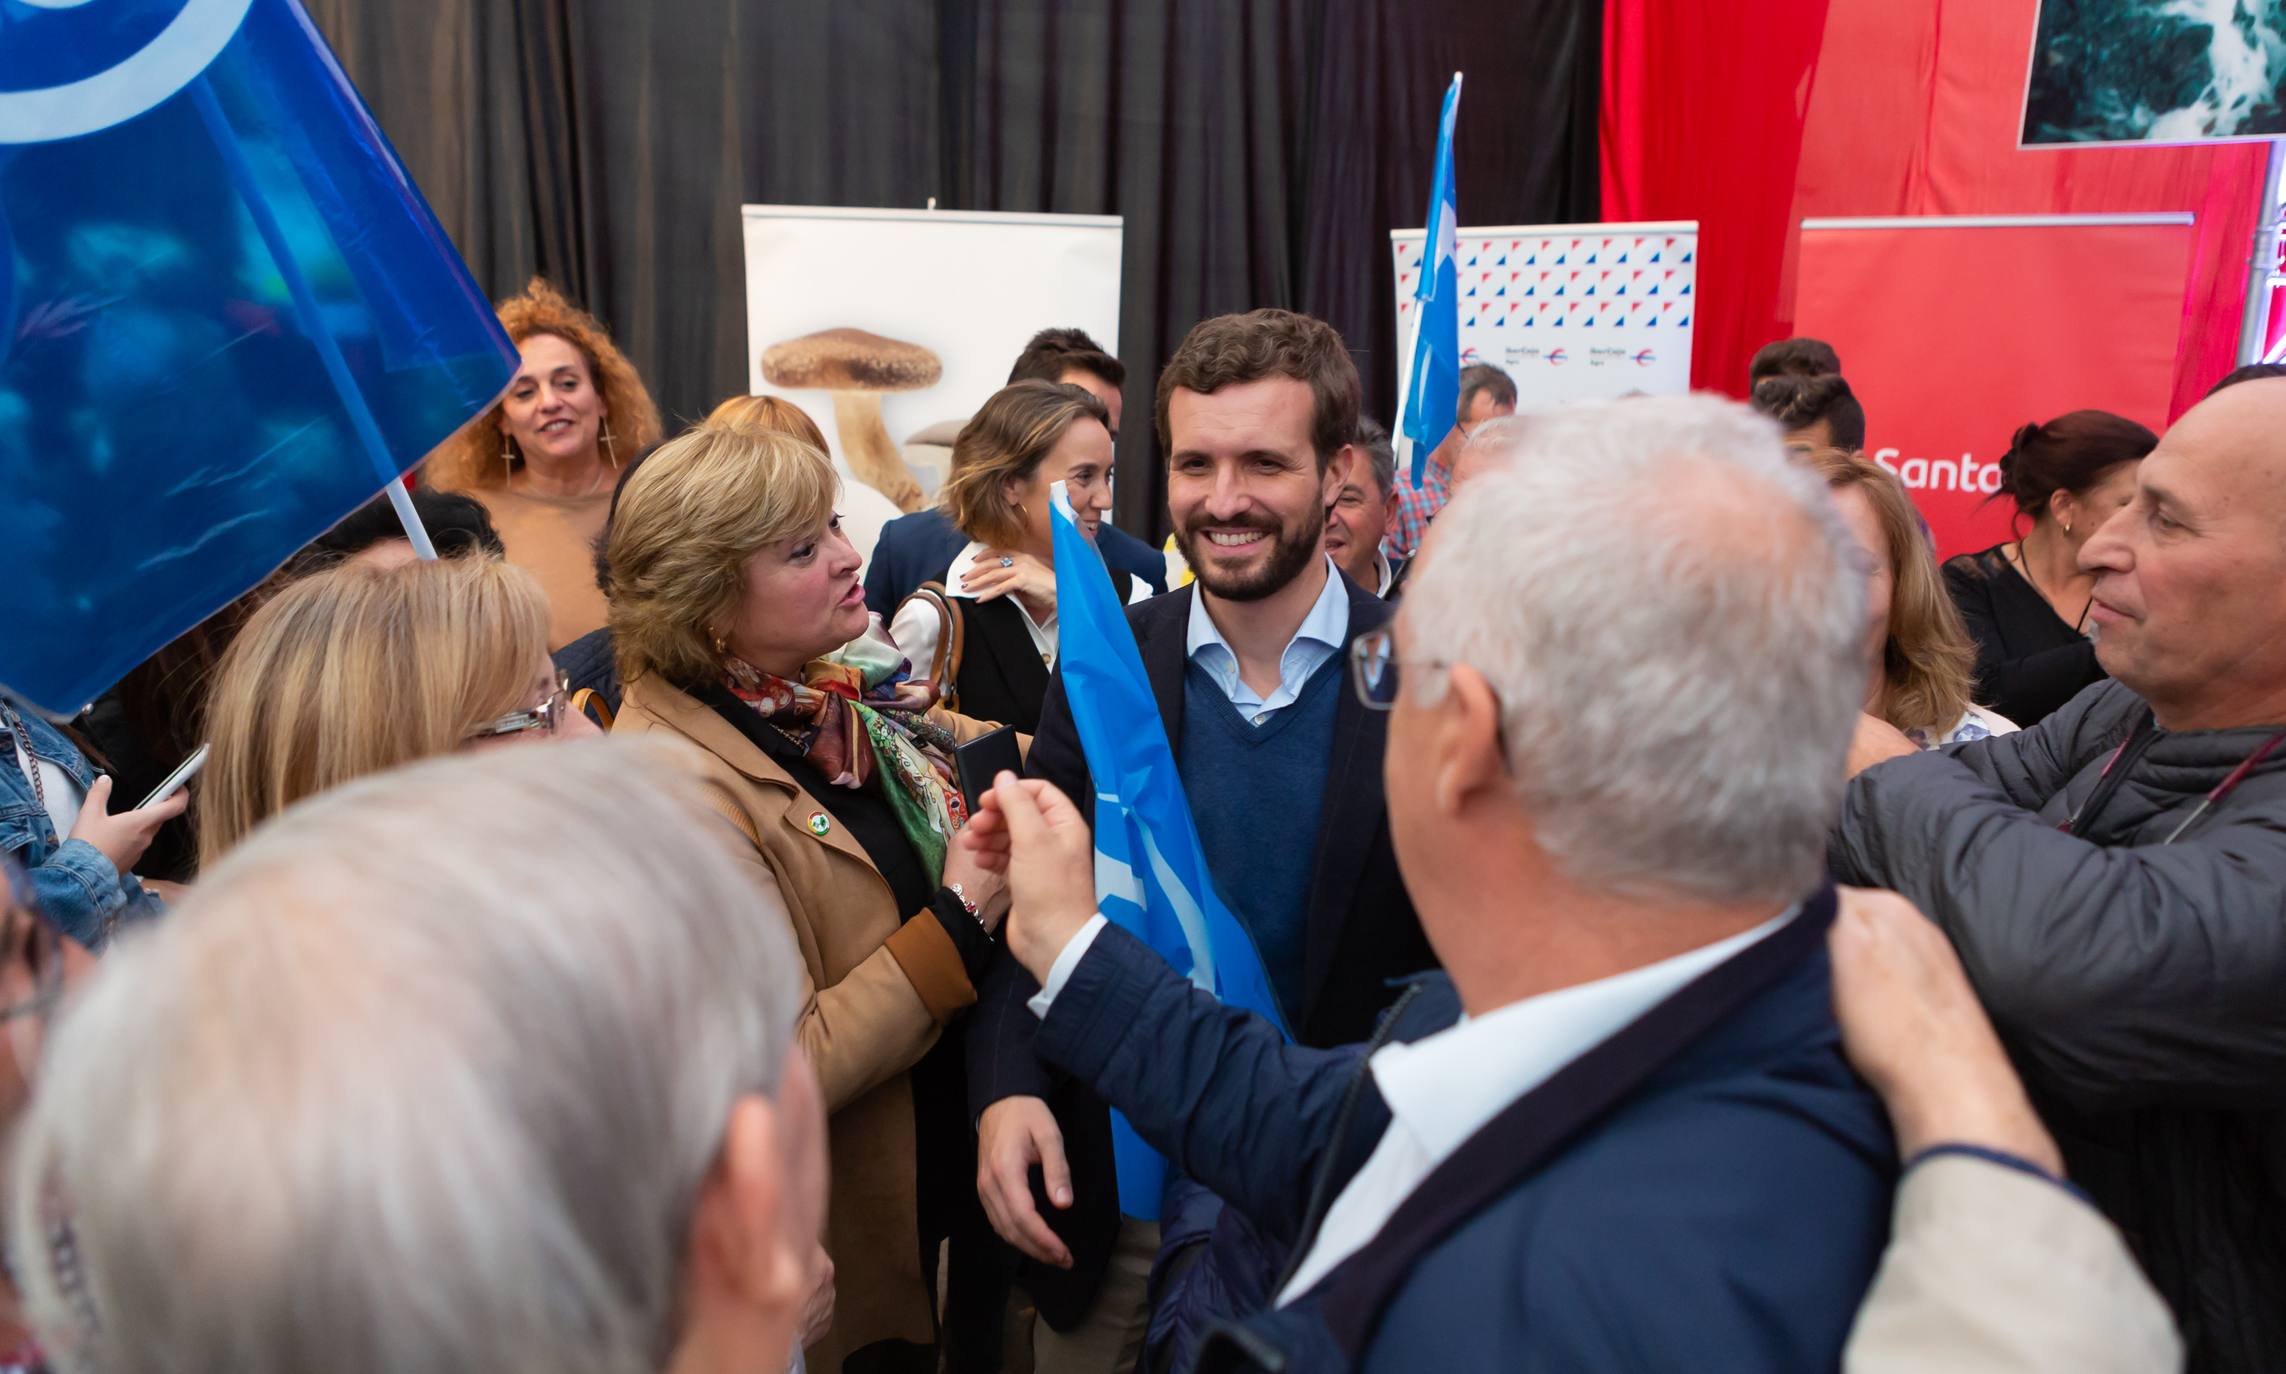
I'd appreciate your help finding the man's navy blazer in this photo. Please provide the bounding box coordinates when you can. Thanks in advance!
[1038,899,1897,1371]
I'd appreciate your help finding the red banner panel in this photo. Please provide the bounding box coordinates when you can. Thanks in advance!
[1794,216,2194,559]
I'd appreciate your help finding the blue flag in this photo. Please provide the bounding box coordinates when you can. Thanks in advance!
[1049,485,1288,1220]
[1401,72,1463,483]
[0,0,517,710]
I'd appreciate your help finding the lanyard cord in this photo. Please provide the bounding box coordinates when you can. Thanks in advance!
[2059,710,2286,845]
[2057,711,2152,838]
[2161,728,2286,845]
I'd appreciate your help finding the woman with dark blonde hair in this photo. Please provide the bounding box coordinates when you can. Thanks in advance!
[607,422,1014,1372]
[426,279,664,650]
[889,379,1139,730]
[553,397,835,726]
[197,557,596,867]
[1809,449,2015,748]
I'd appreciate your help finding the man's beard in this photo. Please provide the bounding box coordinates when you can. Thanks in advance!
[1175,506,1322,602]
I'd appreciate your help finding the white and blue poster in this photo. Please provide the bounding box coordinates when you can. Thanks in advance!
[1391,220,1699,415]
[0,0,516,710]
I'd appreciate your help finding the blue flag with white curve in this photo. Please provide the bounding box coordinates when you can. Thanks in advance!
[1049,484,1289,1220]
[1401,72,1462,483]
[0,0,516,710]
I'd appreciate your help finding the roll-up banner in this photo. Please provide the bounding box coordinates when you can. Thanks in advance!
[1390,220,1700,417]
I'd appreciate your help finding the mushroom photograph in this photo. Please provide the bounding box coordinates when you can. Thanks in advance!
[760,326,943,512]
[735,205,1126,568]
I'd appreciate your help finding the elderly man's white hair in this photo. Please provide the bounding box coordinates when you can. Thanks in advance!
[9,738,801,1374]
[1405,393,1865,906]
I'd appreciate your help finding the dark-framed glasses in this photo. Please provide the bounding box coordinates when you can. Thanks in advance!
[472,670,572,741]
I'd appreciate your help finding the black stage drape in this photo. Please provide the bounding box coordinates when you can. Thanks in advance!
[307,0,1600,538]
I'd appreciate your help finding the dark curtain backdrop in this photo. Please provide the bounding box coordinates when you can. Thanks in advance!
[308,0,1600,537]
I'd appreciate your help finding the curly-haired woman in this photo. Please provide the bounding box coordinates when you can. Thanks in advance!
[427,279,664,648]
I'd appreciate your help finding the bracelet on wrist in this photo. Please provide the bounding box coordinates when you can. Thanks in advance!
[944,882,988,930]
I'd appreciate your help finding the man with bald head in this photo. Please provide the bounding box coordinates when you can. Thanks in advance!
[1834,377,2286,1374]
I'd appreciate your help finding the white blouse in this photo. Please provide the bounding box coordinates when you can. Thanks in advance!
[888,541,1146,679]
[1906,702,2020,751]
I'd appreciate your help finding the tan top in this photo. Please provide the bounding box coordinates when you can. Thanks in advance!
[477,486,611,650]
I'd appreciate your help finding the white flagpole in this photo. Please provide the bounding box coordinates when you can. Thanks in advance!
[381,478,441,560]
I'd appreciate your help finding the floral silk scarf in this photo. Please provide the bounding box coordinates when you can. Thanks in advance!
[723,622,967,879]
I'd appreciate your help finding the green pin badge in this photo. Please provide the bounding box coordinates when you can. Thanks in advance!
[807,812,832,837]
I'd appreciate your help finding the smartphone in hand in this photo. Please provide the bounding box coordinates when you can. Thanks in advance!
[137,744,208,811]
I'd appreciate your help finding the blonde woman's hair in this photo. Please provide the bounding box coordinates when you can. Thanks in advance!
[938,380,1111,547]
[703,394,830,453]
[197,558,551,868]
[607,424,839,686]
[1806,448,1979,737]
[423,278,664,493]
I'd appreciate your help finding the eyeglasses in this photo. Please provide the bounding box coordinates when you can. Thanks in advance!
[471,670,572,741]
[1348,628,1447,711]
[0,862,63,1027]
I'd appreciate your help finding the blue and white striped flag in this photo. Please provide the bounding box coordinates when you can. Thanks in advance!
[0,0,517,710]
[1049,484,1288,1220]
[1401,72,1463,483]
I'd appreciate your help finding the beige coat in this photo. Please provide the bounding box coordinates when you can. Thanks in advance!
[614,674,1000,1367]
[1845,1153,2181,1373]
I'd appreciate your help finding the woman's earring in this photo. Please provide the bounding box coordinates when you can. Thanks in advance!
[501,438,516,482]
[602,429,619,469]
[2063,518,2073,535]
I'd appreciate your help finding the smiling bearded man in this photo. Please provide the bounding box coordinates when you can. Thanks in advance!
[961,308,1437,1374]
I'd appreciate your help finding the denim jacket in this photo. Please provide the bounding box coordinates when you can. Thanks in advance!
[0,697,154,948]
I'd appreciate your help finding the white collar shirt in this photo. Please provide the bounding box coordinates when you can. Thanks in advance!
[1370,549,1397,598]
[1184,556,1350,725]
[1274,906,1799,1305]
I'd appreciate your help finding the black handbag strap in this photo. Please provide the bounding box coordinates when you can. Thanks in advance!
[1316,884,1839,1356]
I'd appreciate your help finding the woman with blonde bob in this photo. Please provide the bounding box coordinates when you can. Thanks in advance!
[1807,449,2016,748]
[426,279,665,649]
[607,423,1010,1373]
[889,379,1138,730]
[198,557,595,868]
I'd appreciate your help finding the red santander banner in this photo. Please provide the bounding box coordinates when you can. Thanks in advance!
[1793,216,2194,560]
